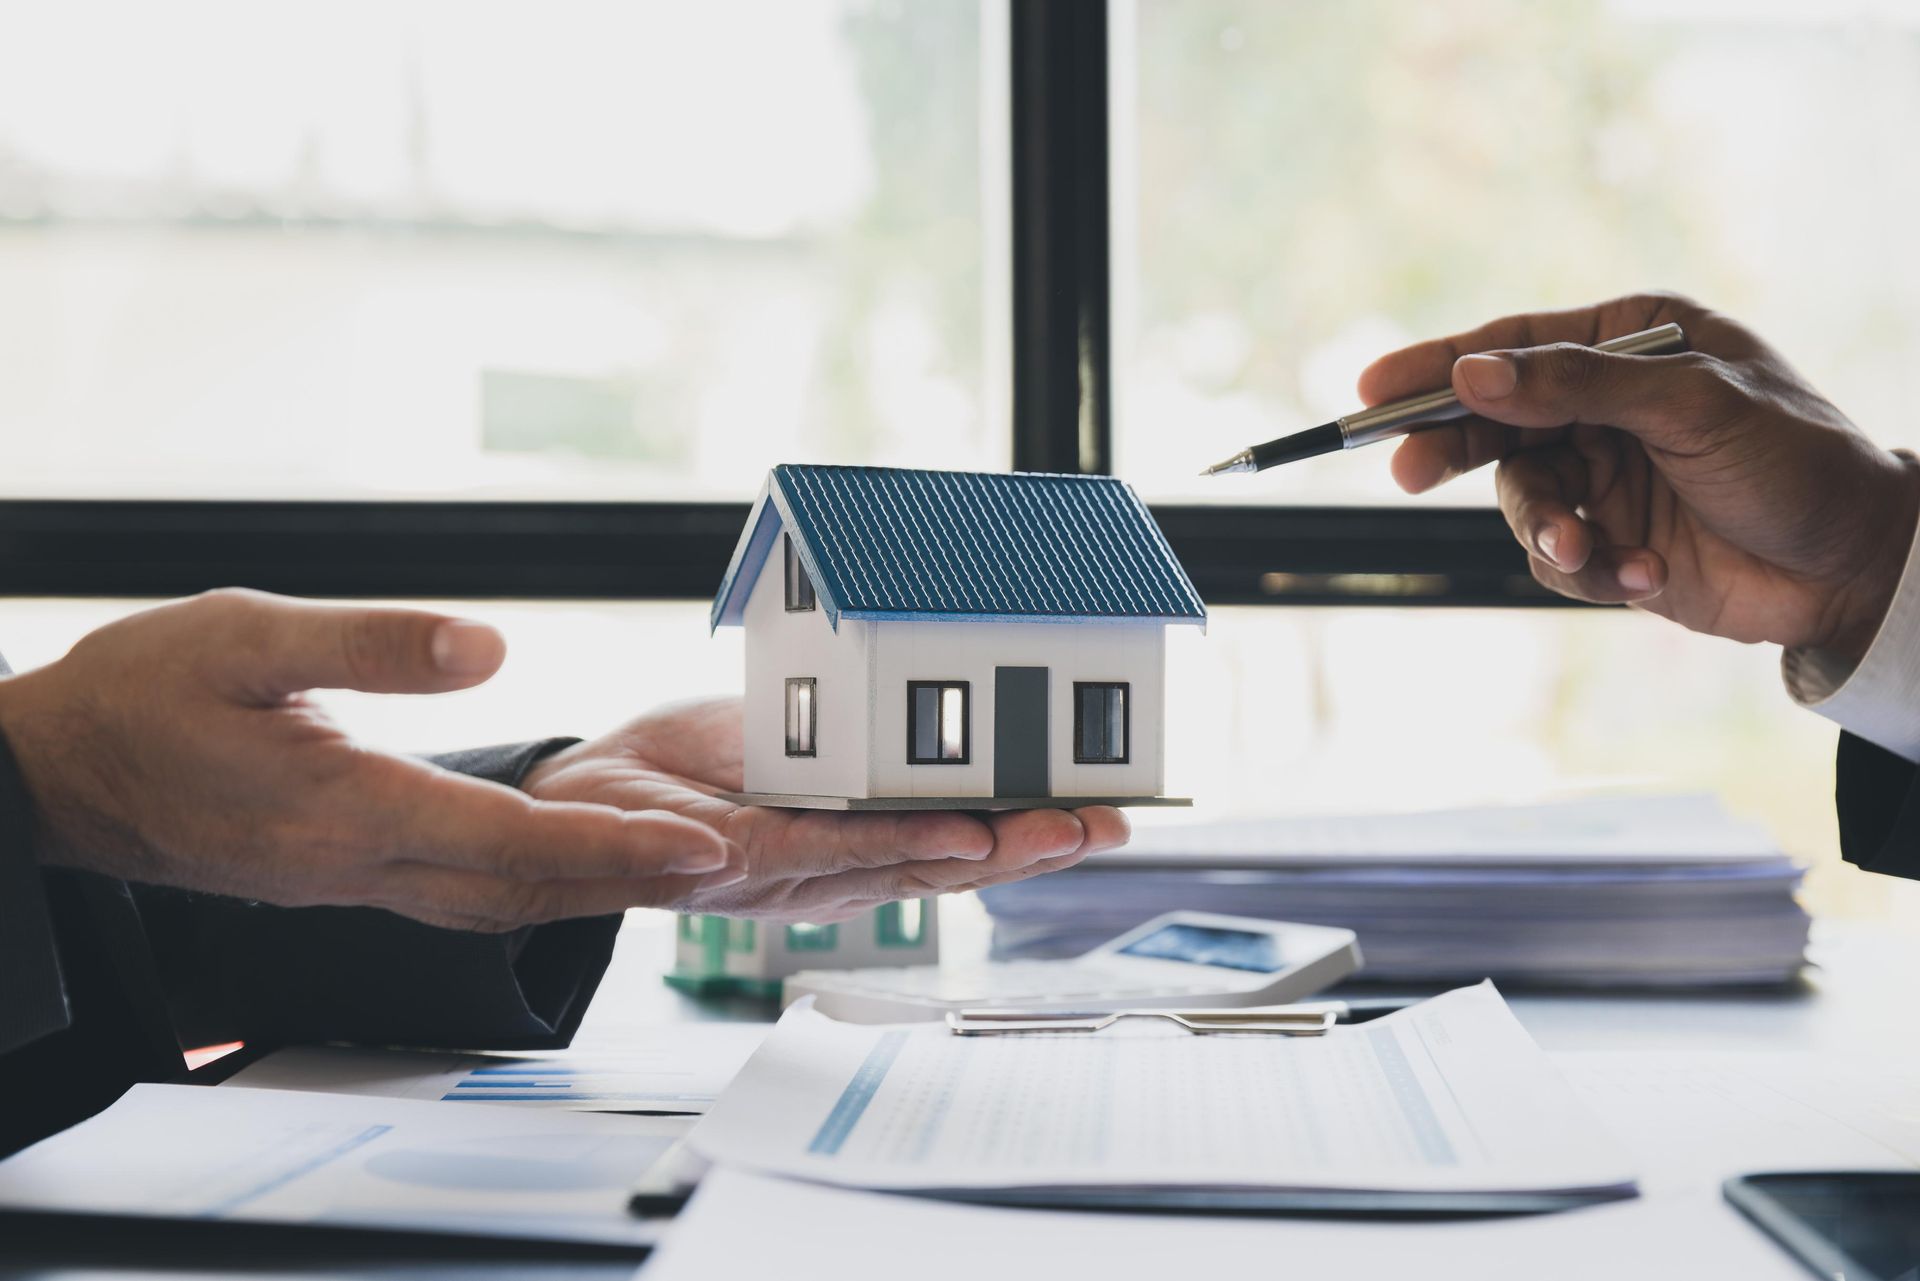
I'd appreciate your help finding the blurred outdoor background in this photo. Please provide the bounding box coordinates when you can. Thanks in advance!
[3,0,1918,924]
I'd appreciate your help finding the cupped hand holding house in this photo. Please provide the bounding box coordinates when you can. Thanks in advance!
[521,695,1131,921]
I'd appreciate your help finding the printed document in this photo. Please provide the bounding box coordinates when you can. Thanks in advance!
[649,1050,1920,1281]
[0,1083,682,1244]
[689,982,1636,1203]
[224,1022,770,1113]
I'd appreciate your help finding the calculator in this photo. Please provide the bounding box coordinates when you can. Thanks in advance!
[783,911,1363,1024]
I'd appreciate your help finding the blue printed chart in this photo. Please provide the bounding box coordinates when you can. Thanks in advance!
[226,1024,771,1115]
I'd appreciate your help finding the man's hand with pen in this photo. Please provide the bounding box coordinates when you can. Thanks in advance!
[1362,292,1920,666]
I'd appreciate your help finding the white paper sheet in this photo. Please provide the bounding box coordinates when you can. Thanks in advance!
[0,1084,687,1245]
[224,1023,772,1114]
[688,983,1636,1200]
[643,1051,1920,1281]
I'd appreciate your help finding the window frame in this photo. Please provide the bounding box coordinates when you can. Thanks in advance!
[784,676,818,758]
[783,534,817,613]
[0,7,1550,613]
[1072,680,1130,765]
[906,680,972,765]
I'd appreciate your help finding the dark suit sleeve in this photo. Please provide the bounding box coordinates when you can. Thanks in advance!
[141,738,624,1052]
[1835,731,1920,882]
[0,722,70,1057]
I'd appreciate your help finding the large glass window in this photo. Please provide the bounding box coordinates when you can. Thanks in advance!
[1113,0,1920,506]
[0,1,1007,500]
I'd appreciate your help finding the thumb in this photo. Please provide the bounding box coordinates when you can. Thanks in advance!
[251,599,508,697]
[1452,344,1715,451]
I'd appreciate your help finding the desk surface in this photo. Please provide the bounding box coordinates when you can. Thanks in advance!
[8,910,1917,1280]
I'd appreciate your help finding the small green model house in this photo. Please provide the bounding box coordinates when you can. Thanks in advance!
[666,899,939,999]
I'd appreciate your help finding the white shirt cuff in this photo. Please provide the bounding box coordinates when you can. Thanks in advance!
[1782,514,1920,763]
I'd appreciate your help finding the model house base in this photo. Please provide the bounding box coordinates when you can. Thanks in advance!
[718,790,1191,811]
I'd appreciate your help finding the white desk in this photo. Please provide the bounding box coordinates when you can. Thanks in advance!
[627,914,1920,1280]
[19,912,1901,1279]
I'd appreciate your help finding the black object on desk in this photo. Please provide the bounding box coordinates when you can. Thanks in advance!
[1725,1172,1920,1281]
[0,1208,651,1279]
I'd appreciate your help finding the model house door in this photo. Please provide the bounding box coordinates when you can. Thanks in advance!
[993,666,1050,797]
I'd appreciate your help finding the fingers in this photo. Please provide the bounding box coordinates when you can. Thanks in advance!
[367,862,749,932]
[1389,419,1516,494]
[209,590,509,700]
[943,805,1126,893]
[750,808,997,879]
[749,805,1125,913]
[1495,451,1593,573]
[1526,545,1669,605]
[1355,292,1694,406]
[1069,805,1131,854]
[1493,451,1666,604]
[1362,294,1732,494]
[1448,347,1725,453]
[1390,346,1738,496]
[358,755,739,881]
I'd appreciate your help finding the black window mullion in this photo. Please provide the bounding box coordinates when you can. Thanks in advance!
[0,499,1555,605]
[1010,0,1110,477]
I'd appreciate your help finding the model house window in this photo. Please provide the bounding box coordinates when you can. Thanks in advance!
[876,900,925,947]
[1074,682,1130,764]
[728,920,756,953]
[784,678,817,757]
[907,681,970,764]
[783,534,817,612]
[785,923,839,951]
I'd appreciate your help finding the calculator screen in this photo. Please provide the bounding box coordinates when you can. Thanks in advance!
[1117,924,1286,973]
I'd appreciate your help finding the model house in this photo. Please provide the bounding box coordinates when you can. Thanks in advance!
[710,464,1206,808]
[666,900,938,999]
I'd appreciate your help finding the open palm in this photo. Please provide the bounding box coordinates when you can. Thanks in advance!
[521,696,1128,923]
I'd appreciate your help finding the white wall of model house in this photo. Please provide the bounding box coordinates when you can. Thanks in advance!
[740,522,1168,800]
[741,534,871,798]
[866,618,1164,799]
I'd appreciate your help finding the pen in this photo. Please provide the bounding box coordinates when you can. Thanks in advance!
[1199,322,1689,476]
[946,997,1422,1036]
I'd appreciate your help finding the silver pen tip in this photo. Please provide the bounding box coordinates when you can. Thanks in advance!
[1200,450,1255,477]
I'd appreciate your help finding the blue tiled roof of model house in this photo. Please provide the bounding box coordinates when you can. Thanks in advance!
[711,465,1207,629]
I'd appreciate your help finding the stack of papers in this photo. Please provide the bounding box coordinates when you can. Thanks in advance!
[687,983,1638,1212]
[980,795,1809,987]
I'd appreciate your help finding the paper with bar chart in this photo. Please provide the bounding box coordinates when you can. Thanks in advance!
[225,1023,770,1114]
[689,983,1636,1207]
